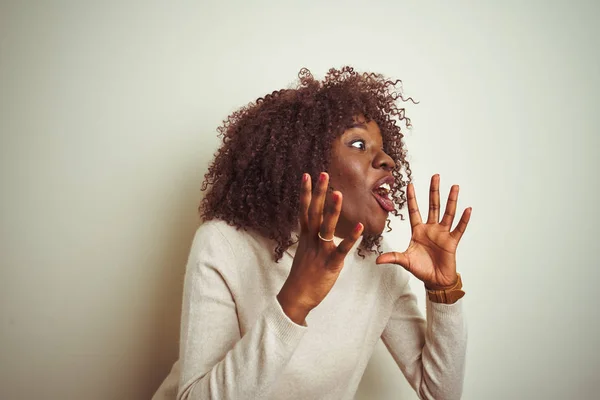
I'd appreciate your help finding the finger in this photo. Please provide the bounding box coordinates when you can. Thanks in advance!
[406,183,422,230]
[427,174,440,224]
[319,191,342,242]
[330,222,363,266]
[450,207,472,242]
[299,173,311,232]
[440,185,459,229]
[307,172,328,233]
[375,251,410,270]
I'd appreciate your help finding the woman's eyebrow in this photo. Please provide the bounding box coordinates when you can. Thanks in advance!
[349,122,368,129]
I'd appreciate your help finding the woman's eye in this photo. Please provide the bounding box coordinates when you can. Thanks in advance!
[350,140,366,150]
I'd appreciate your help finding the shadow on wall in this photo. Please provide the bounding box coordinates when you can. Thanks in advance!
[139,159,210,398]
[355,340,416,400]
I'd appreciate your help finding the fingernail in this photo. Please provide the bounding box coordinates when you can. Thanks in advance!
[302,173,308,182]
[354,222,363,233]
[319,172,327,182]
[332,192,340,202]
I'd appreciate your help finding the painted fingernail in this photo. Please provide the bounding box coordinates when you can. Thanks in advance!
[354,222,363,233]
[319,172,327,182]
[332,192,340,202]
[302,173,308,182]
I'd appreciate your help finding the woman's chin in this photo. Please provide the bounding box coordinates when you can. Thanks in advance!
[363,218,387,237]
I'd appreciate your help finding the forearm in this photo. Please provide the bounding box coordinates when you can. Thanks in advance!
[381,283,467,400]
[178,297,306,400]
[415,299,467,400]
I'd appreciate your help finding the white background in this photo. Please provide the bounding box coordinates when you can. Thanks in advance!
[1,1,598,399]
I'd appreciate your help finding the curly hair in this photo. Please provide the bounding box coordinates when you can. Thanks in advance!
[200,66,416,261]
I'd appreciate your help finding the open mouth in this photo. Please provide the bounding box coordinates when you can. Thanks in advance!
[372,180,395,213]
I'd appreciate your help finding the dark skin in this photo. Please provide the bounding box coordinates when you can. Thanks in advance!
[327,119,396,238]
[277,119,472,324]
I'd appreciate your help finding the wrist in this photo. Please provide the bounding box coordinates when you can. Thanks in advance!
[426,273,465,304]
[425,273,459,291]
[276,289,311,325]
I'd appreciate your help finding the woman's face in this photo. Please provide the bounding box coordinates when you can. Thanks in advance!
[327,117,396,238]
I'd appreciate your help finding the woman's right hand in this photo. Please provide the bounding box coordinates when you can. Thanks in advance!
[276,172,364,325]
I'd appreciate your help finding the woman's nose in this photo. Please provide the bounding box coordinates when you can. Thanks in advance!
[373,149,396,171]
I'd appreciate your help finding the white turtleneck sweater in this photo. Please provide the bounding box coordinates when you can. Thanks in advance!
[152,220,467,400]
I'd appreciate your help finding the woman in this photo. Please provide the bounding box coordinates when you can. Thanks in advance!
[153,66,472,400]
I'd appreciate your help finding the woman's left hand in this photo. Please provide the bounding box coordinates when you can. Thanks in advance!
[376,174,472,290]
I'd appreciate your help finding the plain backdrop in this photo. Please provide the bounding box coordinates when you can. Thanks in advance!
[1,1,599,399]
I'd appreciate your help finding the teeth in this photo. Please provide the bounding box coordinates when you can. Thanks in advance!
[379,183,391,192]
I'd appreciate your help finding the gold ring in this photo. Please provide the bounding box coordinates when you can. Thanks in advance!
[317,232,334,242]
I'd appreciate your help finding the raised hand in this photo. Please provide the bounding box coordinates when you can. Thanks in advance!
[376,174,472,290]
[277,172,363,325]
